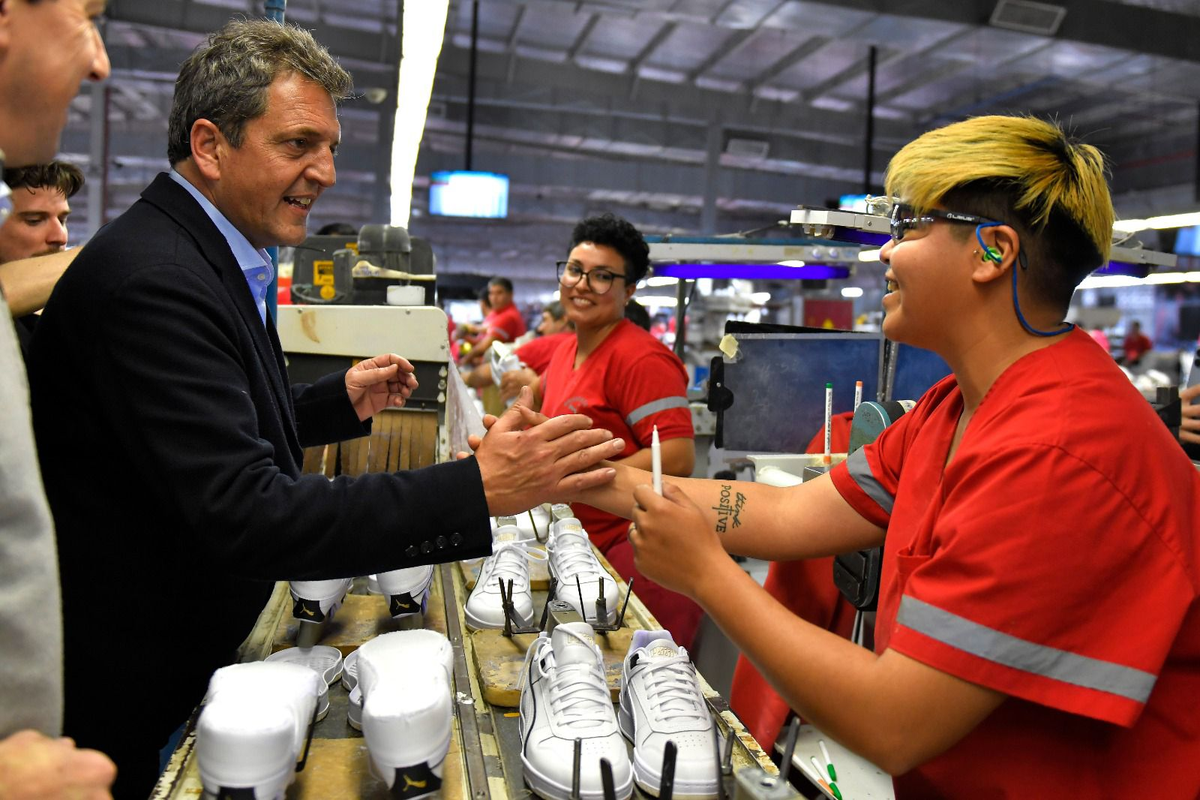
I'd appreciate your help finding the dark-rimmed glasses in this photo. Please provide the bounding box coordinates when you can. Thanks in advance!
[890,203,1000,242]
[556,260,628,295]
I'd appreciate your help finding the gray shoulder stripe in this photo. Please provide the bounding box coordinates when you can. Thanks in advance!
[847,448,894,515]
[898,596,1156,704]
[626,396,689,427]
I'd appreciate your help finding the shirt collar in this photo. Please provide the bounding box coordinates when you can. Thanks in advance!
[169,170,270,272]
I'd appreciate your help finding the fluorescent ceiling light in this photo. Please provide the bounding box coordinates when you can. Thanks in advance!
[1076,271,1200,290]
[390,1,450,227]
[636,296,678,308]
[858,249,882,263]
[1113,211,1200,233]
[777,260,806,268]
[841,287,864,298]
[646,276,678,287]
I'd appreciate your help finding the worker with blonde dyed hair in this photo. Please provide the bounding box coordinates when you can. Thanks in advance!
[554,115,1200,796]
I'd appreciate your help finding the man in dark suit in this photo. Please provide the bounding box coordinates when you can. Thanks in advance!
[28,19,624,798]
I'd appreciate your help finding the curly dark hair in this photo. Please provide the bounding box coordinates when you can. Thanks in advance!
[568,213,650,285]
[3,161,85,199]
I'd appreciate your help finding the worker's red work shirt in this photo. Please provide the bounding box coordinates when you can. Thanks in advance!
[516,332,572,375]
[829,328,1200,798]
[541,319,692,552]
[485,302,526,344]
[540,319,700,647]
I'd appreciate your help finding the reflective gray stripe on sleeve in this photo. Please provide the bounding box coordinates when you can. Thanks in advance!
[897,596,1156,703]
[846,448,894,515]
[625,396,689,427]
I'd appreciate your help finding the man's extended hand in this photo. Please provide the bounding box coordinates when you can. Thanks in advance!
[1181,383,1200,445]
[473,387,623,515]
[0,730,115,800]
[629,481,724,599]
[346,353,419,422]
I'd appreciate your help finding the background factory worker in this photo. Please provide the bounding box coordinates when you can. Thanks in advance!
[563,116,1200,796]
[462,275,526,365]
[461,299,572,393]
[1121,319,1153,365]
[0,161,84,358]
[529,213,704,648]
[28,20,623,798]
[0,0,116,797]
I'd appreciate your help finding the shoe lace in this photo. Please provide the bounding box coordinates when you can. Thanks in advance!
[482,539,546,592]
[549,532,601,581]
[546,628,611,729]
[641,655,708,724]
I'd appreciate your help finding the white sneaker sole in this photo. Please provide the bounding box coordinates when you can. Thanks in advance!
[521,751,634,800]
[618,706,719,800]
[463,603,530,631]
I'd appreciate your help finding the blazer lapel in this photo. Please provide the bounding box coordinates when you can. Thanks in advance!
[140,174,300,441]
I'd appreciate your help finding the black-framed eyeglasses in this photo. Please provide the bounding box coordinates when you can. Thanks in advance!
[889,203,1000,242]
[556,260,629,295]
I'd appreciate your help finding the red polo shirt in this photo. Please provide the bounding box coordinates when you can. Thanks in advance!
[830,329,1200,798]
[516,332,572,375]
[540,319,700,646]
[484,302,526,344]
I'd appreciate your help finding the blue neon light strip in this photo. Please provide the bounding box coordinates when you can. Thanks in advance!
[652,263,850,280]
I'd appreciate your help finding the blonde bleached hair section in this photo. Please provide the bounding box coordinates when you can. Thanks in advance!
[884,115,1114,265]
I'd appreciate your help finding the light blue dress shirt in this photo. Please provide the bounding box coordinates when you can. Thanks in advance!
[169,170,273,326]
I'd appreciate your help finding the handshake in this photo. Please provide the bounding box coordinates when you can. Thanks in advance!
[464,386,623,518]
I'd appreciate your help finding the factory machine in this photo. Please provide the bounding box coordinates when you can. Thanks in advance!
[152,229,780,800]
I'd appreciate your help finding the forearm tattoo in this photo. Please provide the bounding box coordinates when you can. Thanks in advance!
[712,483,747,533]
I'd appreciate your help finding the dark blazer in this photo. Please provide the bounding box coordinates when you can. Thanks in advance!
[29,173,492,795]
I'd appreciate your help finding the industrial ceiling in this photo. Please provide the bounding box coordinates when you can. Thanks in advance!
[59,0,1200,293]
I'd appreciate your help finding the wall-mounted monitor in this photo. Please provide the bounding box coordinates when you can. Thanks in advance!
[838,193,870,212]
[429,170,509,219]
[1173,225,1200,257]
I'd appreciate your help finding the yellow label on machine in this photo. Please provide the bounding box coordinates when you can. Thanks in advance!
[319,285,336,300]
[313,260,334,286]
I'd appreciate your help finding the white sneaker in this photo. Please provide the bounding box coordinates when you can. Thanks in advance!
[289,577,353,625]
[344,649,363,731]
[376,565,435,619]
[618,631,717,799]
[464,522,546,630]
[264,645,344,722]
[519,622,633,800]
[197,662,322,800]
[355,631,455,796]
[547,516,618,625]
[348,630,453,732]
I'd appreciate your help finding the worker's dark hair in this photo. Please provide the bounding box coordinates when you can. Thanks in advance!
[488,276,514,293]
[3,161,85,199]
[624,299,651,331]
[569,213,650,286]
[543,300,565,320]
[476,286,491,307]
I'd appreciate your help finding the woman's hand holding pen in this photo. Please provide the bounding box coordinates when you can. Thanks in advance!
[628,482,725,600]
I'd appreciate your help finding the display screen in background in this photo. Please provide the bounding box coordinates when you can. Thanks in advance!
[429,171,510,219]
